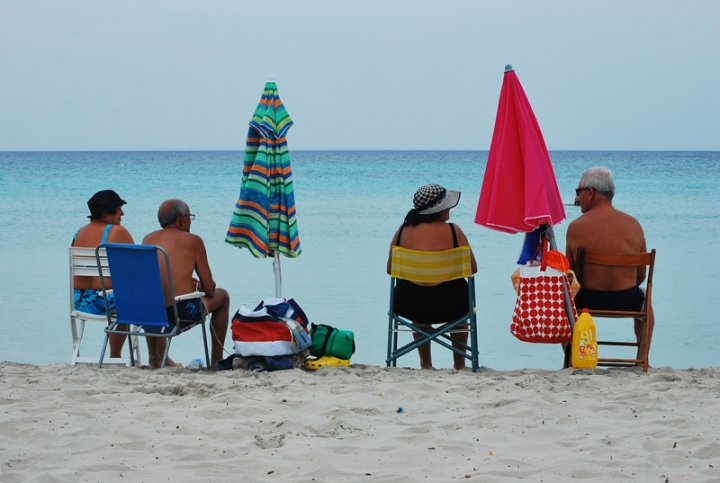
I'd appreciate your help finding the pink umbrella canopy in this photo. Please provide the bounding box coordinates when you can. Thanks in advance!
[475,65,566,234]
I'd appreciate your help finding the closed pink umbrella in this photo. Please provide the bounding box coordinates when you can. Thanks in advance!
[476,65,576,367]
[475,65,566,234]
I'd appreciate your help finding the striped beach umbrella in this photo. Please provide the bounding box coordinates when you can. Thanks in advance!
[226,76,301,296]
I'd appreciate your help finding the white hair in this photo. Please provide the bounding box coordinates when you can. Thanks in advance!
[579,166,615,199]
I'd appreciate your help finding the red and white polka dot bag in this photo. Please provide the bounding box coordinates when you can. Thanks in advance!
[510,237,576,344]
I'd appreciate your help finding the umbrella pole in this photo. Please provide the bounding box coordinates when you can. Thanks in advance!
[543,224,576,368]
[272,251,283,299]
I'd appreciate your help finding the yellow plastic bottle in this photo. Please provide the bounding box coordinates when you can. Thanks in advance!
[571,308,598,369]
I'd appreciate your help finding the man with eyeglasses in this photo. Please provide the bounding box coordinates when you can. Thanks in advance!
[142,199,230,369]
[565,167,654,362]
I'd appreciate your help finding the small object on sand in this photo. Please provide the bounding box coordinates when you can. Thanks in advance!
[185,358,204,370]
[397,407,404,413]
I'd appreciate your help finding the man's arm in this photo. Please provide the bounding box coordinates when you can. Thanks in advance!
[193,236,216,298]
[636,237,647,286]
[565,223,577,272]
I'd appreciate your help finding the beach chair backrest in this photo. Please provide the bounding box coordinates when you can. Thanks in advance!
[101,243,170,329]
[70,246,110,313]
[390,246,473,283]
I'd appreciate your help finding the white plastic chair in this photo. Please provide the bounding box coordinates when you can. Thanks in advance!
[69,246,141,366]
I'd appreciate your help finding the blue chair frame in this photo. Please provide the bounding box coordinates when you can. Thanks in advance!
[96,243,209,369]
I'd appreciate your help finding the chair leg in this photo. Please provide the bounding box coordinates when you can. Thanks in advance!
[202,322,210,369]
[71,319,86,365]
[161,337,172,369]
[470,314,478,373]
[129,330,141,367]
[98,331,110,369]
[127,333,135,368]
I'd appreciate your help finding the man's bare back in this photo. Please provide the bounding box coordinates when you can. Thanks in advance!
[566,203,647,291]
[142,227,215,306]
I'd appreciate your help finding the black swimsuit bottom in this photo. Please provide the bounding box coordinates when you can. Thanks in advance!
[574,286,645,312]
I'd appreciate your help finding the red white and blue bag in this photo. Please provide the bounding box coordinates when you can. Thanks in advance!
[232,298,310,357]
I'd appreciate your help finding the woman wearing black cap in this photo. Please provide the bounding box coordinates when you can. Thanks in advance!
[387,184,477,371]
[71,190,135,359]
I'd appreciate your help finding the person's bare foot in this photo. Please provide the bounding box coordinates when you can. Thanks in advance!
[148,355,183,369]
[165,357,183,368]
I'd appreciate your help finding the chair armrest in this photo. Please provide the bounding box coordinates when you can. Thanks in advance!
[175,291,205,301]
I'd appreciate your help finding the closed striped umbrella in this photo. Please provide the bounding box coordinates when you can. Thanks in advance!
[226,77,301,296]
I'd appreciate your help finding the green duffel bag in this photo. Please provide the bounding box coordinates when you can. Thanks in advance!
[310,323,355,360]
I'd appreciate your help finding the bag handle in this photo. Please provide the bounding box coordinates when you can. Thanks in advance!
[531,234,550,271]
[312,323,337,356]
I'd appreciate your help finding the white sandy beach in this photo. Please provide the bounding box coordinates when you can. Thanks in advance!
[1,362,718,482]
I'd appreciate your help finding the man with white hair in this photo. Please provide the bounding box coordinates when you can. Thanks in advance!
[566,167,654,363]
[142,199,230,369]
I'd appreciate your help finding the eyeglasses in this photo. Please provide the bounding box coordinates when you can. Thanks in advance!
[184,214,196,221]
[575,187,591,196]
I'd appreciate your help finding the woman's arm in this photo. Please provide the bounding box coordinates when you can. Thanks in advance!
[387,225,403,274]
[454,224,477,274]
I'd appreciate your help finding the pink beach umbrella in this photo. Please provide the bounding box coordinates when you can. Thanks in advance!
[475,65,566,235]
[476,65,576,365]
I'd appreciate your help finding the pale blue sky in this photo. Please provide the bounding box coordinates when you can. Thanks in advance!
[1,1,718,151]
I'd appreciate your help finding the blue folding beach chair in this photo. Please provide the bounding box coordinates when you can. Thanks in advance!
[96,243,209,369]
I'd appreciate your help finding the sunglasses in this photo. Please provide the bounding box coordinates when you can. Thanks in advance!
[575,187,591,196]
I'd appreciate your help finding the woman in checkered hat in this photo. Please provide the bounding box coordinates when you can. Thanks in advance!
[387,184,477,370]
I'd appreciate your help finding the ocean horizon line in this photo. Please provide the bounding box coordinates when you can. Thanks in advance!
[2,148,719,154]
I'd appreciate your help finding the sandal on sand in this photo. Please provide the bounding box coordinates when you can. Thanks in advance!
[216,354,238,371]
[305,356,350,371]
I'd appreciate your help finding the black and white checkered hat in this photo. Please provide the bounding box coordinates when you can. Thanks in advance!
[413,184,461,215]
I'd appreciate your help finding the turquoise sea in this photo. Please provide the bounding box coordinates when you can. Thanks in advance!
[1,151,718,370]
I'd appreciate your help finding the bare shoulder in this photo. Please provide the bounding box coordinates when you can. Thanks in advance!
[451,223,472,246]
[188,232,207,250]
[107,225,134,243]
[141,229,163,245]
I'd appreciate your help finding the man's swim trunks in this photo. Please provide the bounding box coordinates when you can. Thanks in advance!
[574,286,644,312]
[393,278,469,325]
[74,289,115,315]
[142,299,205,334]
[166,298,205,325]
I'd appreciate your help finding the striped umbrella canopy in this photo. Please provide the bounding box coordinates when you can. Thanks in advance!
[226,78,301,266]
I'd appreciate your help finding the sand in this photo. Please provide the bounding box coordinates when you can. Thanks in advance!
[0,362,718,482]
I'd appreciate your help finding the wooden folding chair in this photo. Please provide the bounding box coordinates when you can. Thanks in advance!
[386,246,479,372]
[575,247,656,372]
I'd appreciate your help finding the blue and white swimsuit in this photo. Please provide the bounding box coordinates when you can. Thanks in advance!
[72,224,115,315]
